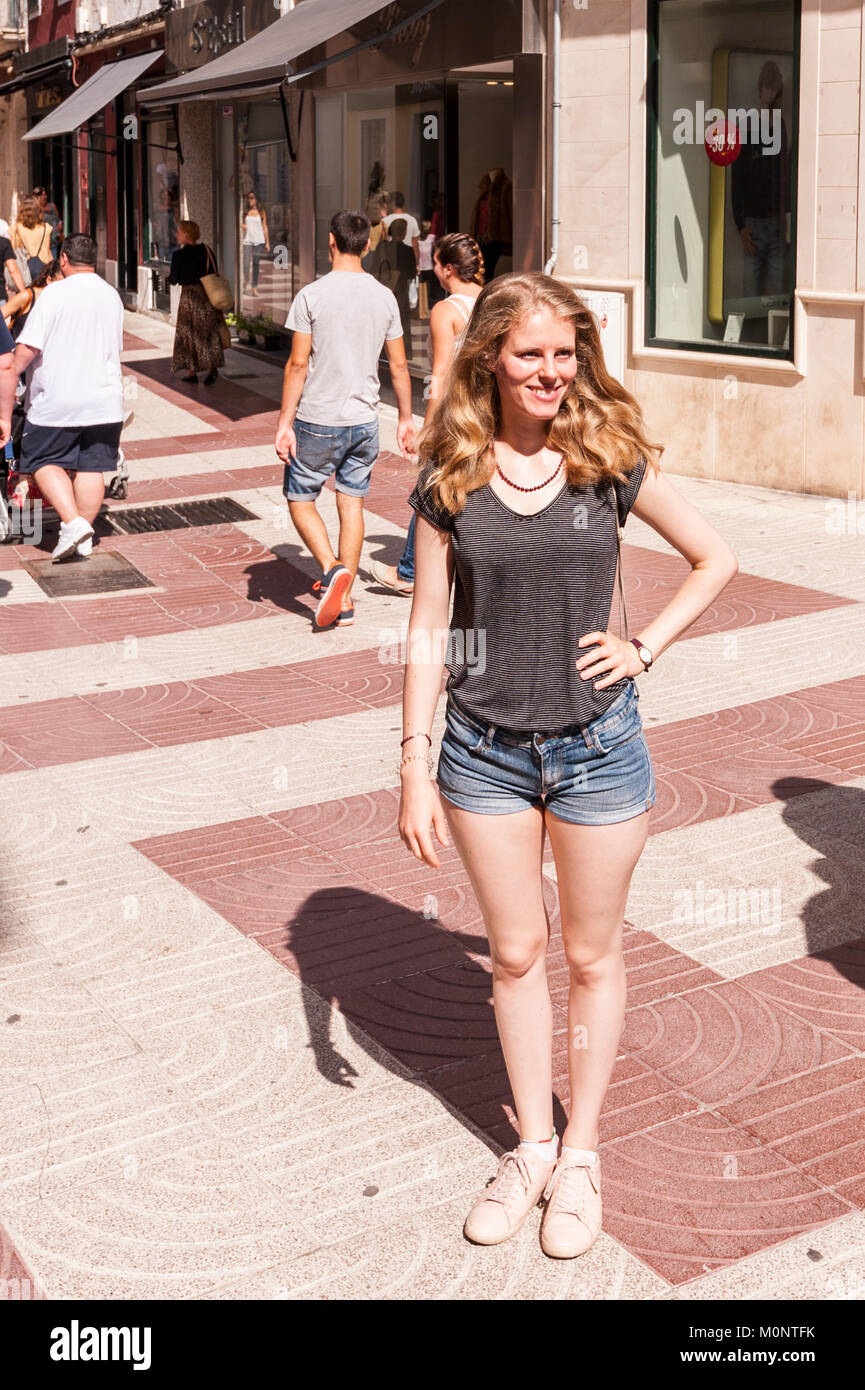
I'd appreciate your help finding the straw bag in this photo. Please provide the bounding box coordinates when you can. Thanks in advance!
[200,245,233,312]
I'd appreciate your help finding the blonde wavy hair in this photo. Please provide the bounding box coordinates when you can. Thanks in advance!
[418,271,662,513]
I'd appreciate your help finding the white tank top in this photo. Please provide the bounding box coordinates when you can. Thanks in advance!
[243,211,266,246]
[450,291,477,348]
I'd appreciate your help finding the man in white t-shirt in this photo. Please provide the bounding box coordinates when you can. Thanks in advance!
[14,233,124,562]
[275,209,416,630]
[382,191,420,271]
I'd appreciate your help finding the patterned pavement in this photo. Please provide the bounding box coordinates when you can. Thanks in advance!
[1,311,864,1299]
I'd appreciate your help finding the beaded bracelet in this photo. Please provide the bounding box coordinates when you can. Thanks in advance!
[400,732,432,748]
[399,749,435,776]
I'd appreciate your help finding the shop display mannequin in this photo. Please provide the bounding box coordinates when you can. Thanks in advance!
[470,167,513,279]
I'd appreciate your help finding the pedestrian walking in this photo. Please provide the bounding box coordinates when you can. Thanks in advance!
[275,209,416,630]
[3,259,63,336]
[398,271,738,1258]
[32,186,63,257]
[0,225,24,304]
[382,191,420,268]
[383,216,416,346]
[12,233,124,562]
[241,191,269,298]
[168,220,225,385]
[12,196,53,284]
[0,315,15,529]
[368,232,485,595]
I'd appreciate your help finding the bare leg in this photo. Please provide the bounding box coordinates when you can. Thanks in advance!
[71,472,106,525]
[335,491,364,605]
[441,799,554,1141]
[544,808,651,1150]
[288,499,336,575]
[30,465,78,524]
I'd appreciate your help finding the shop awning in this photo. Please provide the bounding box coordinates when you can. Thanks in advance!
[23,50,163,141]
[138,0,447,105]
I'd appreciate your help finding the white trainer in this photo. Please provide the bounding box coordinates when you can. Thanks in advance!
[51,516,94,563]
[77,533,93,557]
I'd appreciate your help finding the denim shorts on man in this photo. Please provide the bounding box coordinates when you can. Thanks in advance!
[284,419,380,501]
[436,679,655,826]
[18,420,123,475]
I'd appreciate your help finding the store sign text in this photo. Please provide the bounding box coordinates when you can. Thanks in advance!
[191,6,248,56]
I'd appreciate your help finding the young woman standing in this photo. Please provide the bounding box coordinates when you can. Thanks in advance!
[368,233,485,594]
[398,272,738,1258]
[241,192,270,298]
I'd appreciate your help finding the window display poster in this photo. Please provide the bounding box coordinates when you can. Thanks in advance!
[575,289,626,385]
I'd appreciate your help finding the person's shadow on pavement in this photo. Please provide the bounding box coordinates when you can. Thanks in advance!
[774,776,865,992]
[287,885,570,1143]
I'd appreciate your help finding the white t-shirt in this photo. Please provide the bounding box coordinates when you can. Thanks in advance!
[285,270,403,425]
[19,272,124,427]
[383,211,420,244]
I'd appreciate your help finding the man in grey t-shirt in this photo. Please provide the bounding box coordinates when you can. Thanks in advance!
[275,209,416,630]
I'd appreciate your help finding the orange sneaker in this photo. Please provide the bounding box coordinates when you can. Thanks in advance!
[312,565,352,628]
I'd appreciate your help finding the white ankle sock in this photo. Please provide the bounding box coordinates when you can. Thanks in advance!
[561,1145,599,1165]
[518,1132,558,1162]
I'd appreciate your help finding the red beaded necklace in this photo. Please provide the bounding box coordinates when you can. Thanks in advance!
[494,456,563,493]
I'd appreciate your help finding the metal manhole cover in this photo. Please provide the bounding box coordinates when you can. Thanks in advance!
[20,549,156,598]
[101,497,259,535]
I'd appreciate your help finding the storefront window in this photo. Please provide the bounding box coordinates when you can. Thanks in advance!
[144,117,179,264]
[236,98,295,328]
[313,81,446,371]
[647,0,799,356]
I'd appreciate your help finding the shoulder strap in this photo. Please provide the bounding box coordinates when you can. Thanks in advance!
[204,245,216,275]
[611,482,630,643]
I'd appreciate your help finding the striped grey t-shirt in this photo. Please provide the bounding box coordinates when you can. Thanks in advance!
[408,457,648,732]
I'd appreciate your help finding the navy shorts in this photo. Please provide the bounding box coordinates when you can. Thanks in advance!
[19,421,123,475]
[436,680,656,826]
[284,419,379,501]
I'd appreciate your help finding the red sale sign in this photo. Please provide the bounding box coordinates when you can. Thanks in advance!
[705,118,740,166]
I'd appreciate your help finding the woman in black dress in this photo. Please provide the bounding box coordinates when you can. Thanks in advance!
[168,220,224,384]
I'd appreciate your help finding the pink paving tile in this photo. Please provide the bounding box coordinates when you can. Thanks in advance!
[621,979,853,1106]
[599,1110,851,1285]
[742,939,865,1051]
[83,681,264,746]
[547,925,723,1010]
[0,695,149,767]
[134,814,301,881]
[0,604,94,654]
[194,667,364,725]
[646,765,759,835]
[0,743,34,775]
[0,1224,45,1298]
[716,1054,865,1206]
[272,787,404,850]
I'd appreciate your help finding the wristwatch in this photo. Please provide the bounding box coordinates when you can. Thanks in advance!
[630,637,654,671]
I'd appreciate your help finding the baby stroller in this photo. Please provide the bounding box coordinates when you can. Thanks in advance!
[1,406,133,544]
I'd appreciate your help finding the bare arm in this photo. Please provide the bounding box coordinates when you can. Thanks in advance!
[423,301,458,424]
[384,335,417,458]
[398,515,454,866]
[577,465,739,691]
[4,257,24,294]
[13,342,38,374]
[0,351,15,446]
[412,234,420,272]
[274,330,311,463]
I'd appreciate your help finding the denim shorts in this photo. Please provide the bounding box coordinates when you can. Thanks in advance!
[436,679,656,826]
[284,418,379,501]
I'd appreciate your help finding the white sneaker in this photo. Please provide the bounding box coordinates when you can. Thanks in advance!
[77,533,93,557]
[51,516,94,563]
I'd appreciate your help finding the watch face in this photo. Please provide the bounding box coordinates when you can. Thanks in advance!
[639,646,651,662]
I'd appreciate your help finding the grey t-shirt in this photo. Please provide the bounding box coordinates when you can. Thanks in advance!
[409,458,648,732]
[285,270,403,425]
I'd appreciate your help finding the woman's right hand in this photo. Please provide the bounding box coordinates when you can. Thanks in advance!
[399,766,450,868]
